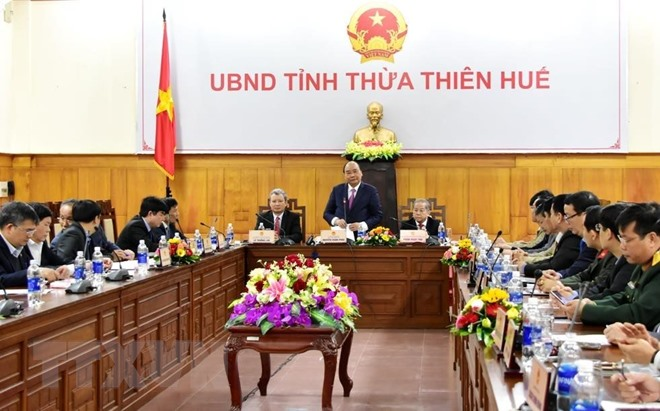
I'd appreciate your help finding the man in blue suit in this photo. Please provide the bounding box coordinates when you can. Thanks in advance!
[323,161,383,233]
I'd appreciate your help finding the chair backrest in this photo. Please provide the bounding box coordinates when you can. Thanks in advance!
[398,198,446,224]
[45,199,117,242]
[258,198,306,237]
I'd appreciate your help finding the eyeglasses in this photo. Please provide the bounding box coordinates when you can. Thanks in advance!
[58,216,72,222]
[15,225,37,236]
[564,213,581,221]
[617,234,646,244]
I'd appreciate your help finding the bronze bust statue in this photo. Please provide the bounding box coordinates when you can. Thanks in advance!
[353,102,397,143]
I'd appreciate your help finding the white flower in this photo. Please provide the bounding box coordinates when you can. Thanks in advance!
[470,299,484,312]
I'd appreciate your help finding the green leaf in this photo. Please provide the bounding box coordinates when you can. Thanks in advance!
[310,309,339,328]
[256,313,269,326]
[260,320,274,335]
[291,302,301,316]
[224,313,246,329]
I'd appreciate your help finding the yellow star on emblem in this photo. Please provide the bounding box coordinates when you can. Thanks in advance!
[156,87,175,121]
[369,11,385,27]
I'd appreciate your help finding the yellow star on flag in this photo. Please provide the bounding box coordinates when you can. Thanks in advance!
[157,87,174,121]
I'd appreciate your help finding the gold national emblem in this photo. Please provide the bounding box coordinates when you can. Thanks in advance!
[347,3,408,63]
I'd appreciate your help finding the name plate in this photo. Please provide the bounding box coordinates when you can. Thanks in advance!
[248,230,275,244]
[203,237,213,253]
[492,308,508,351]
[503,318,518,370]
[526,356,551,411]
[320,229,347,243]
[399,229,428,243]
[158,247,171,267]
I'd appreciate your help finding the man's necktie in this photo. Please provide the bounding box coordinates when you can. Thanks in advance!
[419,222,425,231]
[274,216,281,234]
[348,188,356,210]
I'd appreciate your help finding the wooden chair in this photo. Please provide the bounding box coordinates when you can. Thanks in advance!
[96,200,118,242]
[398,198,446,224]
[258,198,306,237]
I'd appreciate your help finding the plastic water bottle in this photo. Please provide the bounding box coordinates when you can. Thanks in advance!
[557,333,582,411]
[174,232,181,240]
[157,235,169,266]
[508,272,523,305]
[27,260,42,308]
[209,226,219,252]
[137,239,149,276]
[257,222,265,230]
[357,226,366,239]
[569,360,600,411]
[226,223,234,247]
[521,298,539,364]
[439,222,447,244]
[74,251,85,281]
[92,246,104,288]
[193,229,204,256]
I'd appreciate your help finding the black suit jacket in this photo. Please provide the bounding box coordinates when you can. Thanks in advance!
[524,231,581,277]
[401,217,440,236]
[116,215,160,253]
[0,237,30,287]
[54,222,91,263]
[24,242,66,268]
[254,210,303,244]
[323,183,383,230]
[152,222,186,242]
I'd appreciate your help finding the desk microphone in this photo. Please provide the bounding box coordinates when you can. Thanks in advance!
[484,230,503,256]
[568,282,589,333]
[254,213,294,245]
[389,216,417,230]
[200,222,226,245]
[478,250,503,294]
[0,278,22,317]
[530,269,543,297]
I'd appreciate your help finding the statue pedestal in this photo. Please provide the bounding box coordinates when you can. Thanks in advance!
[355,159,398,235]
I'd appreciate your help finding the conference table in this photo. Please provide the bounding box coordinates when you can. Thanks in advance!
[451,270,626,411]
[0,243,450,410]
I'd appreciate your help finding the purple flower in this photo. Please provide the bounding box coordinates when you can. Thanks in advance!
[324,303,345,320]
[233,303,247,315]
[245,306,264,325]
[244,294,257,307]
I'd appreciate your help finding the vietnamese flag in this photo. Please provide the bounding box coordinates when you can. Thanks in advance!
[154,9,176,180]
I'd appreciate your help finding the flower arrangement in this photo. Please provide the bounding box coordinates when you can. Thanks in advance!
[342,140,402,162]
[451,288,520,347]
[225,254,360,335]
[441,238,475,268]
[155,237,201,265]
[355,226,398,247]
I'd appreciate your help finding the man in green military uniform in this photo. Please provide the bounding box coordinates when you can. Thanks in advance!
[564,202,660,329]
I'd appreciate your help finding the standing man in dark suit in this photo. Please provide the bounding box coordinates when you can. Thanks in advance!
[255,188,302,244]
[323,161,383,233]
[0,202,64,287]
[400,198,440,236]
[116,196,169,253]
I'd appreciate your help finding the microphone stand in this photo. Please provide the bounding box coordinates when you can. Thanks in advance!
[530,269,543,297]
[255,213,293,245]
[568,282,589,333]
[477,250,503,294]
[484,229,503,257]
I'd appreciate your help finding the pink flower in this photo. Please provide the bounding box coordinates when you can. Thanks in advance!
[263,275,288,302]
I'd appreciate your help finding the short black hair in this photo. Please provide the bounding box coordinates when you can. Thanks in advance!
[162,197,178,211]
[0,201,39,228]
[551,194,568,216]
[564,191,601,214]
[583,205,602,233]
[139,196,168,217]
[615,202,660,238]
[73,200,102,223]
[599,202,630,239]
[529,190,553,206]
[536,196,554,217]
[28,202,52,220]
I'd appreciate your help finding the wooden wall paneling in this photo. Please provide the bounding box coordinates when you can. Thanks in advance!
[223,167,258,238]
[523,167,563,234]
[562,168,624,203]
[406,168,428,199]
[9,156,32,201]
[395,167,410,203]
[468,168,511,236]
[206,167,225,227]
[123,168,166,228]
[111,167,128,229]
[170,168,208,235]
[281,167,315,236]
[426,168,469,237]
[78,168,112,200]
[624,168,660,202]
[29,168,78,202]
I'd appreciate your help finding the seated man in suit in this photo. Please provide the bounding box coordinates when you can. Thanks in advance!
[400,198,439,236]
[518,195,581,277]
[255,188,302,244]
[116,196,169,253]
[153,197,186,241]
[54,200,113,269]
[0,202,65,286]
[24,203,70,275]
[498,190,553,251]
[49,198,76,249]
[564,202,660,329]
[323,161,383,234]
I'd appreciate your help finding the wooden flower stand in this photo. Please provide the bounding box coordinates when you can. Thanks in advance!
[224,326,354,411]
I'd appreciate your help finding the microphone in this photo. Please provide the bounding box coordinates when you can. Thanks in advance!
[200,222,226,243]
[484,230,503,256]
[568,281,589,333]
[530,269,543,297]
[0,278,22,317]
[255,213,294,245]
[478,250,503,294]
[390,216,418,230]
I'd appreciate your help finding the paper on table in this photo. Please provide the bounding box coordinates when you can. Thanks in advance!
[553,333,610,346]
[601,400,660,411]
[49,279,75,289]
[6,288,53,295]
[331,226,355,242]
